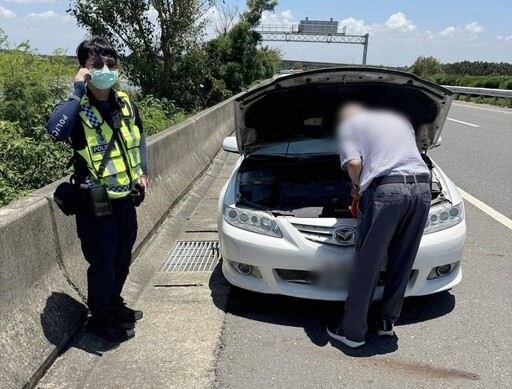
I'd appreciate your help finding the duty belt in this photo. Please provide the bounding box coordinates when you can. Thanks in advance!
[372,175,430,186]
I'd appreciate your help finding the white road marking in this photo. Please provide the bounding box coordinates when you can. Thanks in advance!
[460,189,512,231]
[447,118,480,127]
[452,103,512,115]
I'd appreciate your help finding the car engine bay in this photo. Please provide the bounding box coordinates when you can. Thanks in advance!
[236,154,444,218]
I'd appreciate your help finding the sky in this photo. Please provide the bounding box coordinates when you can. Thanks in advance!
[0,0,511,66]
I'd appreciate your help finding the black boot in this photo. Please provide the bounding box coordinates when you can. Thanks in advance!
[114,303,143,325]
[84,318,135,343]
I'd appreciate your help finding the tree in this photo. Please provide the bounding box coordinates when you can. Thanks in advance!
[409,56,442,80]
[214,1,239,36]
[242,0,278,28]
[258,47,282,78]
[205,0,279,94]
[68,0,218,98]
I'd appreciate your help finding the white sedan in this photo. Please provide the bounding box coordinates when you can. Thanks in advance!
[217,68,465,301]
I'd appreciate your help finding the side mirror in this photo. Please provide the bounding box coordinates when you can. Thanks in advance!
[222,136,239,153]
[434,136,442,148]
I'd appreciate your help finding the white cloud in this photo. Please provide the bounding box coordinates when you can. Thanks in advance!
[436,22,484,40]
[280,10,294,24]
[339,17,371,34]
[261,9,295,25]
[384,12,416,32]
[439,26,457,37]
[497,35,512,43]
[340,12,415,35]
[465,22,484,33]
[25,10,68,20]
[0,5,17,19]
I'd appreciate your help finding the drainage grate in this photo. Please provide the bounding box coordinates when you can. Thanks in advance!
[160,241,220,272]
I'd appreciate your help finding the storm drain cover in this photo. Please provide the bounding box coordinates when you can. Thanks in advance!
[160,241,220,272]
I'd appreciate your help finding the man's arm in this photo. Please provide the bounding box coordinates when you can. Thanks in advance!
[339,122,362,181]
[338,120,362,198]
[46,81,87,141]
[347,159,362,186]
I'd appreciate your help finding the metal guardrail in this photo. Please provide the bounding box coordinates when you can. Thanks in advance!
[443,85,512,107]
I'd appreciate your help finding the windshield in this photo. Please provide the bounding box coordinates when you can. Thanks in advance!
[251,138,338,157]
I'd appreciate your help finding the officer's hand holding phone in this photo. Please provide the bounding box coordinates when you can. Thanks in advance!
[75,67,92,83]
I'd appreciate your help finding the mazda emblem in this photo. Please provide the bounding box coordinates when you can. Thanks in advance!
[333,226,356,246]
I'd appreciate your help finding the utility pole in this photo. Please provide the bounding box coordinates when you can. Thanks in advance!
[362,34,369,66]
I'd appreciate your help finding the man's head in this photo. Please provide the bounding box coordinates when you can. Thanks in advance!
[338,103,366,123]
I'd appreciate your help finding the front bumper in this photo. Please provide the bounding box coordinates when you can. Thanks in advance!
[219,215,466,301]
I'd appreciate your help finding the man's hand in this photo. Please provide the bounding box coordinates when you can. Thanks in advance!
[351,186,361,200]
[75,68,91,83]
[138,175,149,192]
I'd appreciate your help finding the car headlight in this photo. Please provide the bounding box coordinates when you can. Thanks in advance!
[424,202,464,235]
[223,206,283,238]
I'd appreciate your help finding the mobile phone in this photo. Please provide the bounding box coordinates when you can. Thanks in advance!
[78,66,91,84]
[89,184,112,217]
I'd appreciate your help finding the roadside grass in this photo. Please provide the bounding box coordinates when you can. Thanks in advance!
[432,74,512,108]
[453,95,511,108]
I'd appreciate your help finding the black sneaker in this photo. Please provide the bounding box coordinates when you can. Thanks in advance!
[84,320,135,343]
[114,304,143,324]
[326,323,365,348]
[377,319,395,336]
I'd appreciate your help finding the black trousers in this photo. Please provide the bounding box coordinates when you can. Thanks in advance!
[75,198,138,324]
[342,181,431,341]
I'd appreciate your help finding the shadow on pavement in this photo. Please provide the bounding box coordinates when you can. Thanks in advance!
[41,292,88,347]
[209,263,456,356]
[41,292,121,357]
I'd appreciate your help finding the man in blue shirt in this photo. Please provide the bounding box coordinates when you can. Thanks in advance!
[47,37,148,343]
[327,103,432,348]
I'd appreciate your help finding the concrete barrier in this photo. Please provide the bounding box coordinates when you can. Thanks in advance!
[0,94,237,388]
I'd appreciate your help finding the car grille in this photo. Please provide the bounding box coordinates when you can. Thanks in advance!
[291,223,354,246]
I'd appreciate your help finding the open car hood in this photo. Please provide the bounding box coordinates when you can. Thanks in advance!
[235,67,454,155]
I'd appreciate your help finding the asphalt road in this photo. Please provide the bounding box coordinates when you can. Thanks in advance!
[429,102,512,217]
[214,102,512,389]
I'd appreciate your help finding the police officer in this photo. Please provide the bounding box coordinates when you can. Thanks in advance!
[46,36,149,343]
[327,103,431,348]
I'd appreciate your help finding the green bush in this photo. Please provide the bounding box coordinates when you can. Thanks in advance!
[501,80,512,90]
[135,95,187,137]
[0,120,70,206]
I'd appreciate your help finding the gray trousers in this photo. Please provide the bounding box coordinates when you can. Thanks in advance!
[342,181,431,341]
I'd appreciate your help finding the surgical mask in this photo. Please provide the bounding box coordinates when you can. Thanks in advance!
[90,66,119,90]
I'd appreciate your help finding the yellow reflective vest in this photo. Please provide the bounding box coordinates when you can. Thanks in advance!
[76,91,144,199]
